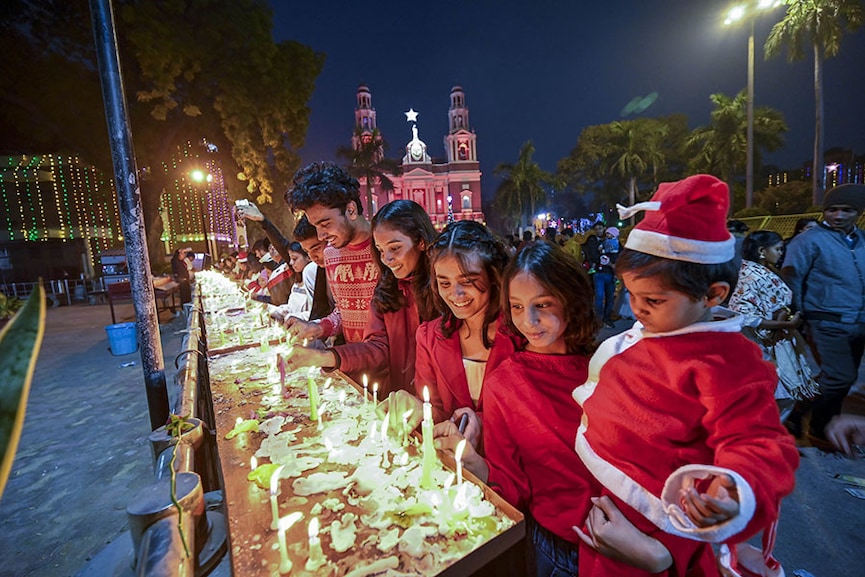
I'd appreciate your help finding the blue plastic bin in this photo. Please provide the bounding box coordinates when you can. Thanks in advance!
[105,322,138,356]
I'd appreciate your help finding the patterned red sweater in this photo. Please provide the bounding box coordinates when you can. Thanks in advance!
[317,237,379,343]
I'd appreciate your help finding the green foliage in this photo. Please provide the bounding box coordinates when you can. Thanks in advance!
[765,0,864,203]
[0,283,45,501]
[687,90,787,191]
[0,294,24,321]
[557,116,685,210]
[756,180,815,214]
[492,142,555,231]
[734,206,772,218]
[0,0,323,265]
[337,128,403,216]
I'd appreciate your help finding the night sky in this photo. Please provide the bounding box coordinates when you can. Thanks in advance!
[270,0,865,199]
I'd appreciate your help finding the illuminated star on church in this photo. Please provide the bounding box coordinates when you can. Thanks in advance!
[404,108,418,123]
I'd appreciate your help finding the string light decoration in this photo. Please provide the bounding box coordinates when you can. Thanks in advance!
[1,142,235,267]
[0,154,120,269]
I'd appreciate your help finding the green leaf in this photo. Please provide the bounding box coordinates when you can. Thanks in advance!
[0,282,46,501]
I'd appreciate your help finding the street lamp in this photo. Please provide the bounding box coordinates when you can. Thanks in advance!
[724,0,782,209]
[190,169,215,257]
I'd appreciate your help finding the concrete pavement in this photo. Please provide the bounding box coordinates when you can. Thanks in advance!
[0,302,186,577]
[0,309,863,576]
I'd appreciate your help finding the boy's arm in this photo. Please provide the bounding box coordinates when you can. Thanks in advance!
[675,347,799,541]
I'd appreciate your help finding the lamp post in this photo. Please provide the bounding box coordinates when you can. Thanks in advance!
[724,0,782,209]
[190,169,215,257]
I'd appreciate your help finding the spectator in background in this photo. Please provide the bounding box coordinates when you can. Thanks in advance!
[727,219,750,271]
[171,247,192,305]
[778,217,818,268]
[581,221,606,273]
[264,242,293,306]
[782,184,865,444]
[251,238,276,272]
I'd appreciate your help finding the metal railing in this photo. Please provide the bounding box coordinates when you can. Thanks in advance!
[127,289,227,576]
[737,212,865,238]
[0,278,106,306]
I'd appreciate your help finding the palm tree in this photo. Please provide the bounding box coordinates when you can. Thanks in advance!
[337,128,402,216]
[493,141,554,233]
[765,0,864,205]
[608,118,668,208]
[688,91,786,210]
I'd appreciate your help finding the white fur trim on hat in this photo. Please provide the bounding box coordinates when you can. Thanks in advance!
[617,201,661,221]
[625,228,736,264]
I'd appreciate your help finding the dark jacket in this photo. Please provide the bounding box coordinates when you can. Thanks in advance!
[781,223,865,323]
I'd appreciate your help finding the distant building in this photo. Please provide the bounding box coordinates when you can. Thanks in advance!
[352,85,484,229]
[766,148,864,189]
[0,143,237,282]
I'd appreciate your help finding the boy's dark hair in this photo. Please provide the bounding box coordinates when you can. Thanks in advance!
[429,220,511,349]
[293,214,318,242]
[726,219,749,234]
[615,248,739,300]
[370,200,439,321]
[502,241,598,356]
[742,230,783,264]
[251,237,270,254]
[285,162,362,215]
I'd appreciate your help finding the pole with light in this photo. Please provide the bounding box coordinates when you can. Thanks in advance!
[190,169,214,257]
[724,0,782,210]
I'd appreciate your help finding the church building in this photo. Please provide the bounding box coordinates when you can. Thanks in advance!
[351,85,484,229]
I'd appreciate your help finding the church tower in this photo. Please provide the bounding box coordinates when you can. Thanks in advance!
[352,84,377,150]
[444,86,476,163]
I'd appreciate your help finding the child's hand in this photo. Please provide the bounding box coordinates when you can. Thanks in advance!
[681,474,739,527]
[574,496,673,573]
[450,407,481,448]
[433,423,489,483]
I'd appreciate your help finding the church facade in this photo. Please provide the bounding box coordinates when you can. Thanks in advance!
[352,85,484,229]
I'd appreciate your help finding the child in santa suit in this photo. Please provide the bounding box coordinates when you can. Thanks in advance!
[436,242,674,576]
[573,174,799,576]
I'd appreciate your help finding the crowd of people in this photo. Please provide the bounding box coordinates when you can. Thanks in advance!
[190,162,864,577]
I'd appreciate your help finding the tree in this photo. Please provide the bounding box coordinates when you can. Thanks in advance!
[687,90,786,211]
[557,117,683,211]
[492,142,555,233]
[0,0,323,266]
[756,180,815,214]
[608,118,668,209]
[765,0,864,205]
[336,128,402,217]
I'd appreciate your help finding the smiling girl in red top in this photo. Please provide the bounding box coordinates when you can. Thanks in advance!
[414,221,519,449]
[284,200,439,396]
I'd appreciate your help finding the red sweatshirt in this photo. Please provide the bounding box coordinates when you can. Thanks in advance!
[484,350,593,545]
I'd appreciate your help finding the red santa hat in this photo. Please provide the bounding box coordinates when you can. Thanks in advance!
[617,174,735,264]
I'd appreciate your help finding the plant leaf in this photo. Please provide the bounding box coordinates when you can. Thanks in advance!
[0,282,46,501]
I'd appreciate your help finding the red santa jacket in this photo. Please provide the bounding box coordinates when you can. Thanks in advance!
[414,316,522,423]
[573,311,799,576]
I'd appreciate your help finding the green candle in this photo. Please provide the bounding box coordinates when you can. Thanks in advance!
[307,367,319,421]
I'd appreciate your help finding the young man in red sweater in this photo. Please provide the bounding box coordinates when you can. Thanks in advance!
[283,162,378,344]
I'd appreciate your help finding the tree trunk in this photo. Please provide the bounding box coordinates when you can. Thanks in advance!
[812,41,824,206]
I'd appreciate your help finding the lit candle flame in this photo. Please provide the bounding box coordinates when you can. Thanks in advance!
[270,465,285,496]
[423,386,430,403]
[455,439,466,486]
[373,382,379,402]
[250,456,257,470]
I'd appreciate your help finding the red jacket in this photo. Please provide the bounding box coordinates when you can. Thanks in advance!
[414,317,521,423]
[484,350,593,544]
[334,279,428,397]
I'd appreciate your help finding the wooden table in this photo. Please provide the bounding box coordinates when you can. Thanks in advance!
[207,339,525,576]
